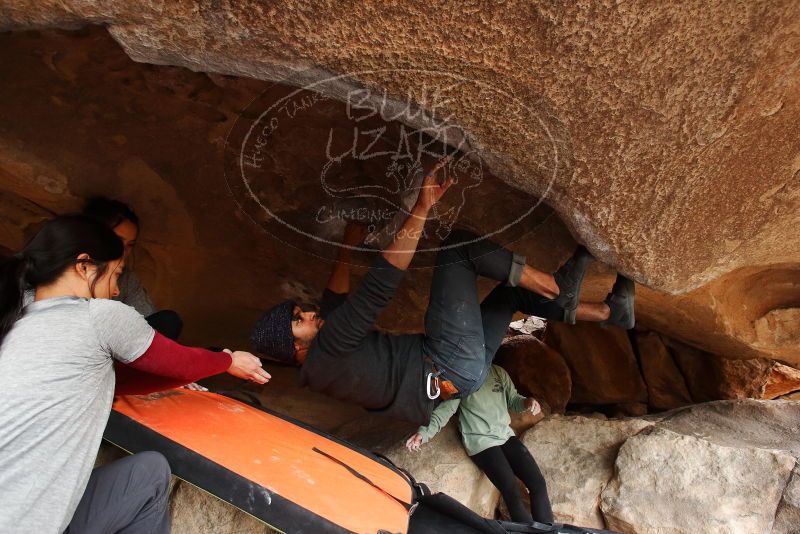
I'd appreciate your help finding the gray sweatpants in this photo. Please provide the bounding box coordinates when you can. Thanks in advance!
[65,451,171,534]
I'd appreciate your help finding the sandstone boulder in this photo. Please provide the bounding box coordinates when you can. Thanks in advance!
[610,403,648,418]
[0,24,798,377]
[509,404,547,435]
[667,338,800,402]
[763,363,800,399]
[544,322,648,406]
[634,332,692,411]
[774,465,800,534]
[600,426,795,534]
[521,416,652,528]
[4,0,800,301]
[656,399,800,457]
[494,335,572,414]
[519,400,800,533]
[170,481,278,534]
[601,400,800,533]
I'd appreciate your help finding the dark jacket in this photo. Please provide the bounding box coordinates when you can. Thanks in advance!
[298,256,435,425]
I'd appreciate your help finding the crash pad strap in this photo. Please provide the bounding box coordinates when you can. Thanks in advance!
[497,520,565,533]
[313,447,415,512]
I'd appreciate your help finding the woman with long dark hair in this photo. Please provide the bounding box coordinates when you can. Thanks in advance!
[0,215,270,533]
[82,196,183,340]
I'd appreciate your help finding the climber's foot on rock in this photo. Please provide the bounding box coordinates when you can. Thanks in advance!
[600,274,635,330]
[552,245,593,324]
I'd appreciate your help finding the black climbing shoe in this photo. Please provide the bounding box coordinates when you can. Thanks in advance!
[600,274,635,329]
[552,245,593,324]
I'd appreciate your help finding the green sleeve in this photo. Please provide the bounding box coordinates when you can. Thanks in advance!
[417,399,460,442]
[500,367,528,413]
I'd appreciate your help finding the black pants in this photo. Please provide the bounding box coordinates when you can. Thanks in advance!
[470,436,553,524]
[145,310,183,341]
[65,452,171,534]
[423,230,566,396]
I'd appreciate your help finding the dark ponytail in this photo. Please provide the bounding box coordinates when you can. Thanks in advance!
[0,215,124,345]
[0,254,25,346]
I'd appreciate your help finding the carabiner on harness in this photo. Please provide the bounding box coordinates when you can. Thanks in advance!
[425,371,441,400]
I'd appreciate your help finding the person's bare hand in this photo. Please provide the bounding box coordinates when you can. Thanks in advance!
[405,432,424,452]
[415,156,455,213]
[224,349,271,384]
[525,397,541,416]
[183,382,208,392]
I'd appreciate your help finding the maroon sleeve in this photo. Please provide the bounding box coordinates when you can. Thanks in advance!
[115,331,232,394]
[115,364,191,395]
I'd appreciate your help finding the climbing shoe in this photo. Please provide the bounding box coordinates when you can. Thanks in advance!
[552,245,594,324]
[600,274,635,329]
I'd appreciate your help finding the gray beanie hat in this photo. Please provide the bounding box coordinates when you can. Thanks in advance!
[250,300,296,363]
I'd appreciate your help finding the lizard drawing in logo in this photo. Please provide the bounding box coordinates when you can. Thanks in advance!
[318,148,483,247]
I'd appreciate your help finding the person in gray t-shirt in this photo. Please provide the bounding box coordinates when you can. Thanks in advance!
[0,215,269,534]
[83,197,183,341]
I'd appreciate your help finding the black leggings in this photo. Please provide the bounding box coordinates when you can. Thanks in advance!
[470,436,553,523]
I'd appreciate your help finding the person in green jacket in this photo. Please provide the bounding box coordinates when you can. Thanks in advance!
[406,364,552,524]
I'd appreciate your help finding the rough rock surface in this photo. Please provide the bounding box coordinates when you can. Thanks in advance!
[522,416,652,528]
[0,3,797,368]
[169,481,278,534]
[508,405,547,436]
[635,332,692,410]
[494,335,572,414]
[601,426,795,534]
[3,0,799,296]
[637,265,800,365]
[544,322,648,405]
[775,465,800,534]
[0,27,567,349]
[666,338,800,402]
[663,400,800,534]
[525,400,800,533]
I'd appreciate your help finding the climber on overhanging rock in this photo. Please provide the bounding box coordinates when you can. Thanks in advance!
[251,156,635,425]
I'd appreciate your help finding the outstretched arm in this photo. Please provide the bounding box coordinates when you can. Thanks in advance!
[406,398,460,451]
[326,222,368,295]
[116,332,271,395]
[315,159,454,357]
[382,157,454,271]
